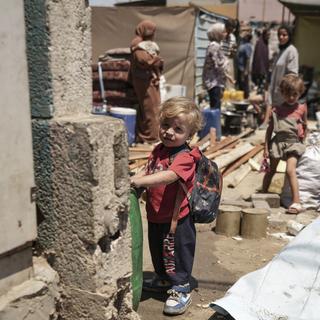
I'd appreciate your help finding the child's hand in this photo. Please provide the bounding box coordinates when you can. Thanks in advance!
[263,148,269,159]
[130,177,140,189]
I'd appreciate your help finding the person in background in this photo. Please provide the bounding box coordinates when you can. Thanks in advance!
[262,74,307,214]
[202,22,232,109]
[259,24,299,129]
[251,27,270,95]
[221,19,237,88]
[130,20,164,144]
[236,32,253,99]
[131,97,202,316]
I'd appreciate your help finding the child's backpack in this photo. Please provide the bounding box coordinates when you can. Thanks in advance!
[170,147,222,224]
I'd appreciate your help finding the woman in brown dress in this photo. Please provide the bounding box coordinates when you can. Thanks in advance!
[130,20,164,143]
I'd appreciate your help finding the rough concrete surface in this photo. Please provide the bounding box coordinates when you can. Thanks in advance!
[0,257,60,320]
[32,115,138,319]
[25,0,92,118]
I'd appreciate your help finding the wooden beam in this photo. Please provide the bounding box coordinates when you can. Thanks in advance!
[222,144,264,177]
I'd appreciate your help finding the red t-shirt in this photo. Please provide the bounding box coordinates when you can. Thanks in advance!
[273,102,307,138]
[145,143,201,223]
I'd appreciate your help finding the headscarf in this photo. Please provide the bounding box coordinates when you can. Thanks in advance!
[207,22,225,42]
[278,24,293,50]
[130,20,156,50]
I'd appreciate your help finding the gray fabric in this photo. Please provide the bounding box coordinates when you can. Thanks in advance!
[268,44,299,106]
[269,113,306,160]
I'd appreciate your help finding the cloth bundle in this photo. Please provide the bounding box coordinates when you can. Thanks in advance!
[92,48,138,108]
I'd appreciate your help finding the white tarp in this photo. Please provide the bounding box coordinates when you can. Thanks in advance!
[211,218,320,320]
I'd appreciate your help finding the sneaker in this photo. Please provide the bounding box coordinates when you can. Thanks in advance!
[163,285,191,315]
[142,276,172,293]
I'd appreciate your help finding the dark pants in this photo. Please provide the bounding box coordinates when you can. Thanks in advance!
[237,71,249,99]
[208,86,222,109]
[252,74,267,95]
[148,214,196,286]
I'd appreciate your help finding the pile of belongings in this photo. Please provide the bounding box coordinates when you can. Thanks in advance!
[92,48,138,108]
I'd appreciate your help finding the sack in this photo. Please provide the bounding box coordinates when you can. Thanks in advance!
[170,146,222,224]
[187,154,222,223]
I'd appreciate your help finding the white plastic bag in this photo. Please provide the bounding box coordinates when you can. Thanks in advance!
[281,132,320,210]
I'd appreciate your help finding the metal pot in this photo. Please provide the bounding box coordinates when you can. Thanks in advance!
[231,100,250,112]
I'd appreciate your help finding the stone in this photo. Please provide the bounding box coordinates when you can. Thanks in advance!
[0,257,60,320]
[252,199,271,214]
[221,199,253,208]
[251,193,280,208]
[32,116,136,318]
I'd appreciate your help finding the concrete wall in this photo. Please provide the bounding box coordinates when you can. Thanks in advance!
[25,0,92,118]
[24,0,138,318]
[32,116,138,319]
[0,0,37,295]
[0,0,138,318]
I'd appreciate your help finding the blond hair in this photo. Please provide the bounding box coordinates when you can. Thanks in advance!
[159,97,203,137]
[280,74,305,96]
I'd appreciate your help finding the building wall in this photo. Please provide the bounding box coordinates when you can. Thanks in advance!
[0,0,36,296]
[0,0,139,319]
[238,0,291,22]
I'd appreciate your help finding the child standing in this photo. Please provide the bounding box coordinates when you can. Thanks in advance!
[262,74,307,214]
[130,97,203,315]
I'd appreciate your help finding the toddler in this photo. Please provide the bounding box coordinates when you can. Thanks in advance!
[131,97,203,315]
[262,74,307,214]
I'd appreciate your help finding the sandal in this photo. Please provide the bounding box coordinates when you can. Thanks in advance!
[286,202,305,214]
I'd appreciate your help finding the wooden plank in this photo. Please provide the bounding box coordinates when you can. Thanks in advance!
[192,132,210,147]
[129,152,150,161]
[224,164,252,188]
[222,144,264,177]
[204,136,233,155]
[129,146,153,152]
[214,143,254,169]
[204,128,254,155]
[210,128,216,147]
[129,159,148,170]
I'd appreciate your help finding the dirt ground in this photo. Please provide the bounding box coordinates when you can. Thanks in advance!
[135,130,318,320]
[136,172,286,319]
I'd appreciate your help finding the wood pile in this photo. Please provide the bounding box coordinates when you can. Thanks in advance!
[129,128,264,188]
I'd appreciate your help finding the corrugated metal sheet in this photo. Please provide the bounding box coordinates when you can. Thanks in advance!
[195,10,227,96]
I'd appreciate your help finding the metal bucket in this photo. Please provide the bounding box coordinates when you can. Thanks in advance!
[241,208,268,239]
[215,205,241,237]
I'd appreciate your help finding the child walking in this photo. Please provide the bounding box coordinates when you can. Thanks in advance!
[130,97,203,315]
[262,74,307,214]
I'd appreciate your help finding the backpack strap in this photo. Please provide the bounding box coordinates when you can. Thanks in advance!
[169,186,185,234]
[168,144,191,234]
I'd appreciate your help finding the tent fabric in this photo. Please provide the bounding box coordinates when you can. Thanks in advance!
[211,217,320,320]
[91,6,196,97]
[280,0,320,7]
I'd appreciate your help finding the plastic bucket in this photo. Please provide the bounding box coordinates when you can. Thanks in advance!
[109,107,136,145]
[199,108,221,140]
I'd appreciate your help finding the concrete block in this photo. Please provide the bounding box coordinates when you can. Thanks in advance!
[221,199,253,208]
[33,116,131,291]
[267,212,291,233]
[32,115,136,318]
[25,0,92,118]
[251,193,280,208]
[252,199,271,214]
[0,257,60,320]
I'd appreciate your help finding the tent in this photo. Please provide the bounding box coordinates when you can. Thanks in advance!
[280,0,320,71]
[91,5,234,97]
